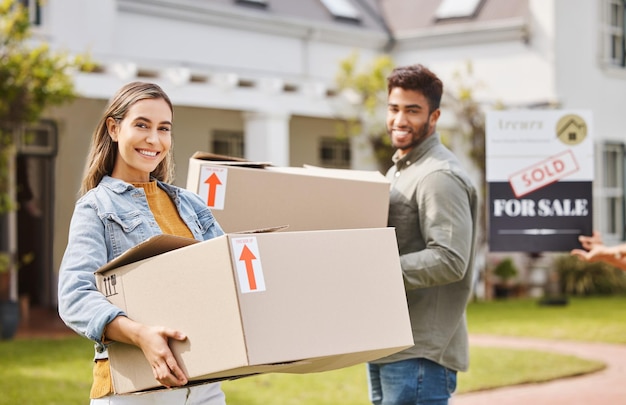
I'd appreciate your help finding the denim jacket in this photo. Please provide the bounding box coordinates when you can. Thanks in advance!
[58,175,223,358]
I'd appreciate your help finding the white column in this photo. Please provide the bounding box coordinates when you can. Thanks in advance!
[6,142,18,302]
[350,130,381,172]
[243,111,291,166]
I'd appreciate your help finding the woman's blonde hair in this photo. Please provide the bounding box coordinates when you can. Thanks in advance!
[79,82,174,195]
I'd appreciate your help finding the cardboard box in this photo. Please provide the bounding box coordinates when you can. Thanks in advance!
[185,152,390,233]
[95,227,412,394]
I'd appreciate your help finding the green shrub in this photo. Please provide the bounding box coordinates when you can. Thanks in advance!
[493,257,518,281]
[553,254,626,296]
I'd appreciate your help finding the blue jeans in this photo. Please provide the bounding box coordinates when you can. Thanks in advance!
[368,358,457,405]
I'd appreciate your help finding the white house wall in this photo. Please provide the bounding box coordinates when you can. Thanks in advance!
[394,42,556,107]
[392,1,557,107]
[113,14,307,76]
[42,0,118,54]
[554,0,626,141]
[552,0,626,245]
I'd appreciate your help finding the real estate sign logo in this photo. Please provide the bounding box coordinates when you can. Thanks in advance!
[486,111,593,252]
[556,114,587,146]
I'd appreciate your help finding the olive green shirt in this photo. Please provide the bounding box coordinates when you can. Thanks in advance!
[373,133,478,372]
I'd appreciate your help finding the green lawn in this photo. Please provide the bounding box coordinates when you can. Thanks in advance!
[0,337,93,405]
[466,296,626,343]
[1,296,623,405]
[221,346,603,404]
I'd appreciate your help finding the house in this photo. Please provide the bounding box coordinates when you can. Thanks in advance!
[9,0,626,308]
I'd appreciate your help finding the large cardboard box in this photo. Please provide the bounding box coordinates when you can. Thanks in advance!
[95,227,412,394]
[186,152,390,233]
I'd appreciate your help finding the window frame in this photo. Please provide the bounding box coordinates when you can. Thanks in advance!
[602,0,626,67]
[319,0,361,23]
[434,0,483,20]
[16,119,57,156]
[212,130,245,158]
[235,0,268,9]
[318,136,351,169]
[597,141,626,240]
[18,0,42,25]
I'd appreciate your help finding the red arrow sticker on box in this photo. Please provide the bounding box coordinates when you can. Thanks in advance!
[231,236,266,293]
[198,166,227,209]
[508,149,579,198]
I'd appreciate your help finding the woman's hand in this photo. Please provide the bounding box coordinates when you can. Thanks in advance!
[571,245,609,263]
[571,231,626,271]
[135,325,189,387]
[571,231,605,262]
[104,316,189,387]
[577,230,604,251]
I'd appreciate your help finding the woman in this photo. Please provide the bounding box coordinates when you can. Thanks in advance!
[58,82,227,404]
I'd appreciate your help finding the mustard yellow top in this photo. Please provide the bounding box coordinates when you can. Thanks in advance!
[91,180,193,398]
[133,181,193,239]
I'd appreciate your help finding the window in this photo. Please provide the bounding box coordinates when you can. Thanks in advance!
[17,120,57,156]
[602,0,626,67]
[18,0,41,25]
[319,0,360,22]
[599,142,625,239]
[434,0,483,20]
[319,137,351,169]
[235,0,268,9]
[212,130,244,158]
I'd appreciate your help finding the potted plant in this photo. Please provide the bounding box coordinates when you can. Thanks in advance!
[492,257,519,298]
[0,0,92,339]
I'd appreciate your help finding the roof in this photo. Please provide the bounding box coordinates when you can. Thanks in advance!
[204,0,392,34]
[379,0,529,34]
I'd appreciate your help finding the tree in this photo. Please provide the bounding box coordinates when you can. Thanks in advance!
[335,52,395,173]
[0,0,92,307]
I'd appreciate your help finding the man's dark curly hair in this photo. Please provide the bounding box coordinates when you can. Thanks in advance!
[387,64,443,114]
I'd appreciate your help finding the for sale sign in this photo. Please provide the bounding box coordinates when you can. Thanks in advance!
[486,110,593,252]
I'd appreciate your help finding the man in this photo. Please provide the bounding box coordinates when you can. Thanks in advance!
[368,64,478,405]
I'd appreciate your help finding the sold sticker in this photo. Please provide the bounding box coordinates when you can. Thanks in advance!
[198,166,227,209]
[230,236,266,293]
[508,150,579,198]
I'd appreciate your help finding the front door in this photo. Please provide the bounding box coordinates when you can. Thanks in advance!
[16,120,57,309]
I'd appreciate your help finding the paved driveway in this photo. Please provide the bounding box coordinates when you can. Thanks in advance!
[453,335,626,405]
